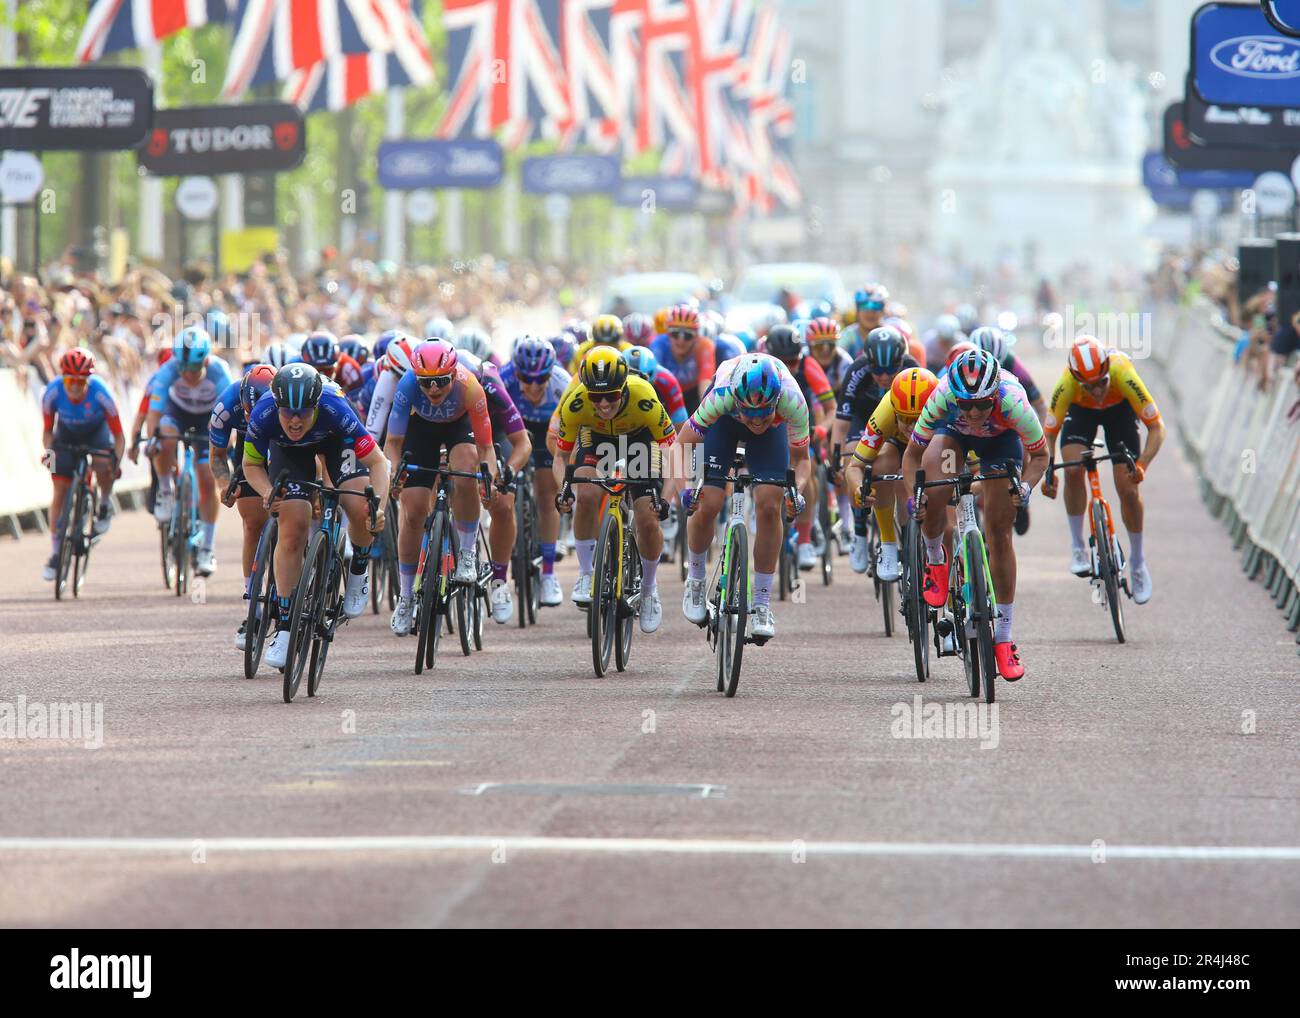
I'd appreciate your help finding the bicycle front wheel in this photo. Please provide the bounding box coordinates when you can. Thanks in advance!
[967,537,998,704]
[907,523,929,682]
[284,532,328,703]
[244,519,277,679]
[307,534,346,697]
[614,523,640,673]
[71,481,93,597]
[722,524,749,698]
[173,473,192,598]
[414,514,445,674]
[1093,500,1125,644]
[590,511,619,677]
[53,477,79,601]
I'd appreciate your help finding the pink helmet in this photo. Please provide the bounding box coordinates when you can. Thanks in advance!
[411,339,458,378]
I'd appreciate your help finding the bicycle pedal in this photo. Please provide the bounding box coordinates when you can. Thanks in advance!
[748,634,770,647]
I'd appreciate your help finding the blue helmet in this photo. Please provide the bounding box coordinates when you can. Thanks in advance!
[339,335,369,366]
[205,309,231,346]
[512,335,556,381]
[264,342,288,368]
[948,348,1001,401]
[622,346,659,381]
[374,329,402,361]
[301,331,339,369]
[547,332,576,369]
[731,355,783,416]
[173,327,212,368]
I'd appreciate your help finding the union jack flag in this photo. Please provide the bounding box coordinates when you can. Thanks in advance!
[610,0,697,155]
[559,0,623,150]
[77,0,234,63]
[436,0,573,148]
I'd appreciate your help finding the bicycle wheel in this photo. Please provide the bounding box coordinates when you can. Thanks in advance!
[880,567,895,637]
[244,519,277,679]
[907,524,930,682]
[307,534,345,697]
[514,489,529,628]
[778,526,791,601]
[953,550,980,698]
[967,536,998,704]
[284,531,328,703]
[414,515,444,674]
[159,518,176,590]
[71,481,93,597]
[173,472,192,598]
[369,535,385,615]
[818,470,833,586]
[1093,500,1125,644]
[589,512,619,677]
[677,506,689,582]
[722,523,749,698]
[614,523,641,673]
[53,476,79,601]
[455,581,473,657]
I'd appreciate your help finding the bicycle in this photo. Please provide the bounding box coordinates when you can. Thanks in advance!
[912,463,1021,704]
[279,476,379,703]
[687,455,800,697]
[1046,441,1136,643]
[369,495,401,615]
[815,447,835,586]
[856,463,905,639]
[406,457,491,675]
[451,522,491,657]
[558,462,666,678]
[238,468,286,680]
[900,514,930,682]
[510,460,543,628]
[152,427,206,599]
[50,443,115,601]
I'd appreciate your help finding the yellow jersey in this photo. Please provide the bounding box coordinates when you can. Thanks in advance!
[554,374,675,453]
[1044,351,1161,435]
[851,392,916,464]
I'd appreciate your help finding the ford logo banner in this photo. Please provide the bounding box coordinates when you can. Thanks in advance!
[1193,3,1300,105]
[1262,1,1300,38]
[376,140,503,190]
[521,155,621,194]
[615,176,700,210]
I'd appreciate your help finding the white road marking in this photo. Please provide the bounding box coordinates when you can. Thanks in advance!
[0,836,1296,861]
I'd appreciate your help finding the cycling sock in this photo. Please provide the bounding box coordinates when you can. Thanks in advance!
[455,520,477,554]
[51,532,61,556]
[796,519,812,543]
[277,595,291,628]
[753,571,774,607]
[491,560,508,583]
[688,549,707,580]
[350,546,371,574]
[837,494,853,524]
[853,506,867,537]
[244,574,252,596]
[201,521,216,550]
[158,474,174,494]
[576,539,596,574]
[875,504,897,544]
[99,495,112,512]
[540,542,556,575]
[924,534,945,565]
[995,601,1014,643]
[1067,514,1086,549]
[400,563,416,598]
[1128,530,1143,568]
[640,556,659,592]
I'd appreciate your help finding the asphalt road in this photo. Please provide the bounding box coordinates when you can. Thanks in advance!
[1,337,1297,928]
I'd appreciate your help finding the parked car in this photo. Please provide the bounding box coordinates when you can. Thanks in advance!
[600,272,711,318]
[725,262,848,334]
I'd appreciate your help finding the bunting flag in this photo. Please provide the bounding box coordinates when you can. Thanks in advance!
[76,0,233,62]
[559,0,624,151]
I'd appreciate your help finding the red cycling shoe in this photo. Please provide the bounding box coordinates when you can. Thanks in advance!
[922,553,949,609]
[994,641,1024,681]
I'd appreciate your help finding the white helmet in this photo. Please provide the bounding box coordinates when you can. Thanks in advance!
[264,342,288,368]
[285,332,307,359]
[454,327,494,362]
[385,336,417,377]
[424,316,455,341]
[934,314,961,341]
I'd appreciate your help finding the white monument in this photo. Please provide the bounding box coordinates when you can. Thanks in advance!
[929,0,1152,274]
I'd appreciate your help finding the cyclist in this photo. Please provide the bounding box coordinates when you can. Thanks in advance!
[805,316,856,547]
[243,363,390,669]
[969,327,1046,421]
[264,342,290,369]
[902,348,1049,681]
[39,350,125,580]
[622,312,656,347]
[625,346,690,556]
[339,334,370,371]
[384,340,497,637]
[146,327,232,577]
[501,336,571,607]
[838,285,889,359]
[424,316,455,342]
[553,347,677,634]
[885,315,927,368]
[650,304,717,414]
[677,353,810,641]
[568,313,633,372]
[455,326,504,369]
[209,363,276,649]
[843,367,940,581]
[1040,336,1164,603]
[923,314,965,373]
[364,331,418,439]
[832,325,921,572]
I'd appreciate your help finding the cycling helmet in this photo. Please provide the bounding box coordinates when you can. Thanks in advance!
[374,329,403,362]
[622,312,655,345]
[240,363,277,415]
[411,339,458,378]
[653,308,670,335]
[339,334,369,366]
[271,363,324,412]
[173,327,212,368]
[666,304,700,334]
[734,328,758,352]
[948,348,1001,401]
[854,285,889,310]
[864,326,907,373]
[512,336,556,380]
[424,316,455,341]
[456,350,483,378]
[547,332,577,369]
[697,313,720,342]
[454,327,494,362]
[264,342,288,368]
[1068,335,1110,383]
[934,314,961,341]
[955,303,980,335]
[764,323,803,361]
[285,333,307,359]
[969,326,1009,366]
[622,346,659,381]
[385,336,418,378]
[580,346,628,393]
[592,313,624,345]
[945,340,979,368]
[60,349,94,378]
[301,331,339,370]
[883,315,913,341]
[562,319,590,345]
[157,347,173,366]
[890,368,939,417]
[805,316,840,343]
[731,356,783,415]
[205,309,231,347]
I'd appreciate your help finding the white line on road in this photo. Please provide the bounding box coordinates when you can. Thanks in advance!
[0,837,1296,861]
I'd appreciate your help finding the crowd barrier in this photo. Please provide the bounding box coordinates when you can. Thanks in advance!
[0,367,154,539]
[1153,299,1300,651]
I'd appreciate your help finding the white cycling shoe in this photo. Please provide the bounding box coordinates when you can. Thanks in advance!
[640,587,663,633]
[264,629,290,669]
[153,489,174,524]
[797,542,818,570]
[390,596,414,636]
[196,548,217,577]
[454,550,478,585]
[235,619,248,652]
[877,543,902,582]
[1130,563,1153,604]
[571,572,593,606]
[42,555,58,582]
[1070,546,1091,577]
[682,577,707,624]
[540,574,563,606]
[490,579,513,623]
[343,569,369,618]
[850,535,870,574]
[751,604,776,640]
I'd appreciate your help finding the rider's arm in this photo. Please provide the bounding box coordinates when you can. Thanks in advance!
[365,367,398,435]
[1117,363,1164,471]
[462,376,498,482]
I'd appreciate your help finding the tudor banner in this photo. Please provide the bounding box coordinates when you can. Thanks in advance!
[1184,74,1300,149]
[1163,101,1295,173]
[0,67,153,151]
[138,103,306,177]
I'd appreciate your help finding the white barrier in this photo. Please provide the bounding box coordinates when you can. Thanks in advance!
[1153,300,1300,640]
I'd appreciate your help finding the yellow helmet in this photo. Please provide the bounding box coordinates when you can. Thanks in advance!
[653,307,670,335]
[580,345,629,393]
[592,314,624,345]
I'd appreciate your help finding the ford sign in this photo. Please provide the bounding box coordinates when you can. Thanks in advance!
[376,140,503,190]
[521,155,621,195]
[1192,3,1300,105]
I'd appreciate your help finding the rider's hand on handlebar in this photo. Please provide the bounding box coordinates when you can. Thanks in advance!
[1040,473,1058,499]
[220,484,239,509]
[1010,480,1032,509]
[40,448,56,471]
[555,490,575,514]
[1131,462,1146,484]
[909,491,927,523]
[369,504,386,534]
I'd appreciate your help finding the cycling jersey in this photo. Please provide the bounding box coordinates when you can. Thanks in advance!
[148,356,233,415]
[782,354,836,413]
[364,363,400,436]
[810,346,854,392]
[500,362,572,424]
[1043,351,1160,436]
[838,322,870,358]
[480,369,525,442]
[1002,354,1042,405]
[243,388,376,464]
[850,393,915,464]
[568,339,633,374]
[649,333,717,395]
[207,380,248,451]
[323,352,365,394]
[386,364,494,447]
[713,334,746,364]
[837,354,921,425]
[42,375,122,434]
[912,370,1046,454]
[648,365,688,428]
[554,374,675,454]
[689,354,811,449]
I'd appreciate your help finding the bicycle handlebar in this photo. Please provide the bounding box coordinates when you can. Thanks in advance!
[558,462,669,519]
[1047,442,1136,477]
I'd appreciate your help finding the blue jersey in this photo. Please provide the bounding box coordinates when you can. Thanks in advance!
[42,375,120,431]
[498,362,572,425]
[208,380,248,451]
[243,388,376,464]
[148,357,233,415]
[713,334,746,364]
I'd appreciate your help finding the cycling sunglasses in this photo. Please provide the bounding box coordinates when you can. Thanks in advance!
[417,374,454,389]
[1070,370,1110,387]
[857,300,885,312]
[669,329,696,340]
[957,397,995,412]
[737,402,775,418]
[278,406,316,420]
[519,372,551,386]
[588,390,623,405]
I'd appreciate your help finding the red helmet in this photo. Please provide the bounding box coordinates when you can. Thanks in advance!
[1067,335,1110,383]
[411,339,458,377]
[60,349,94,378]
[666,304,700,333]
[945,340,979,368]
[806,316,840,342]
[157,347,173,366]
